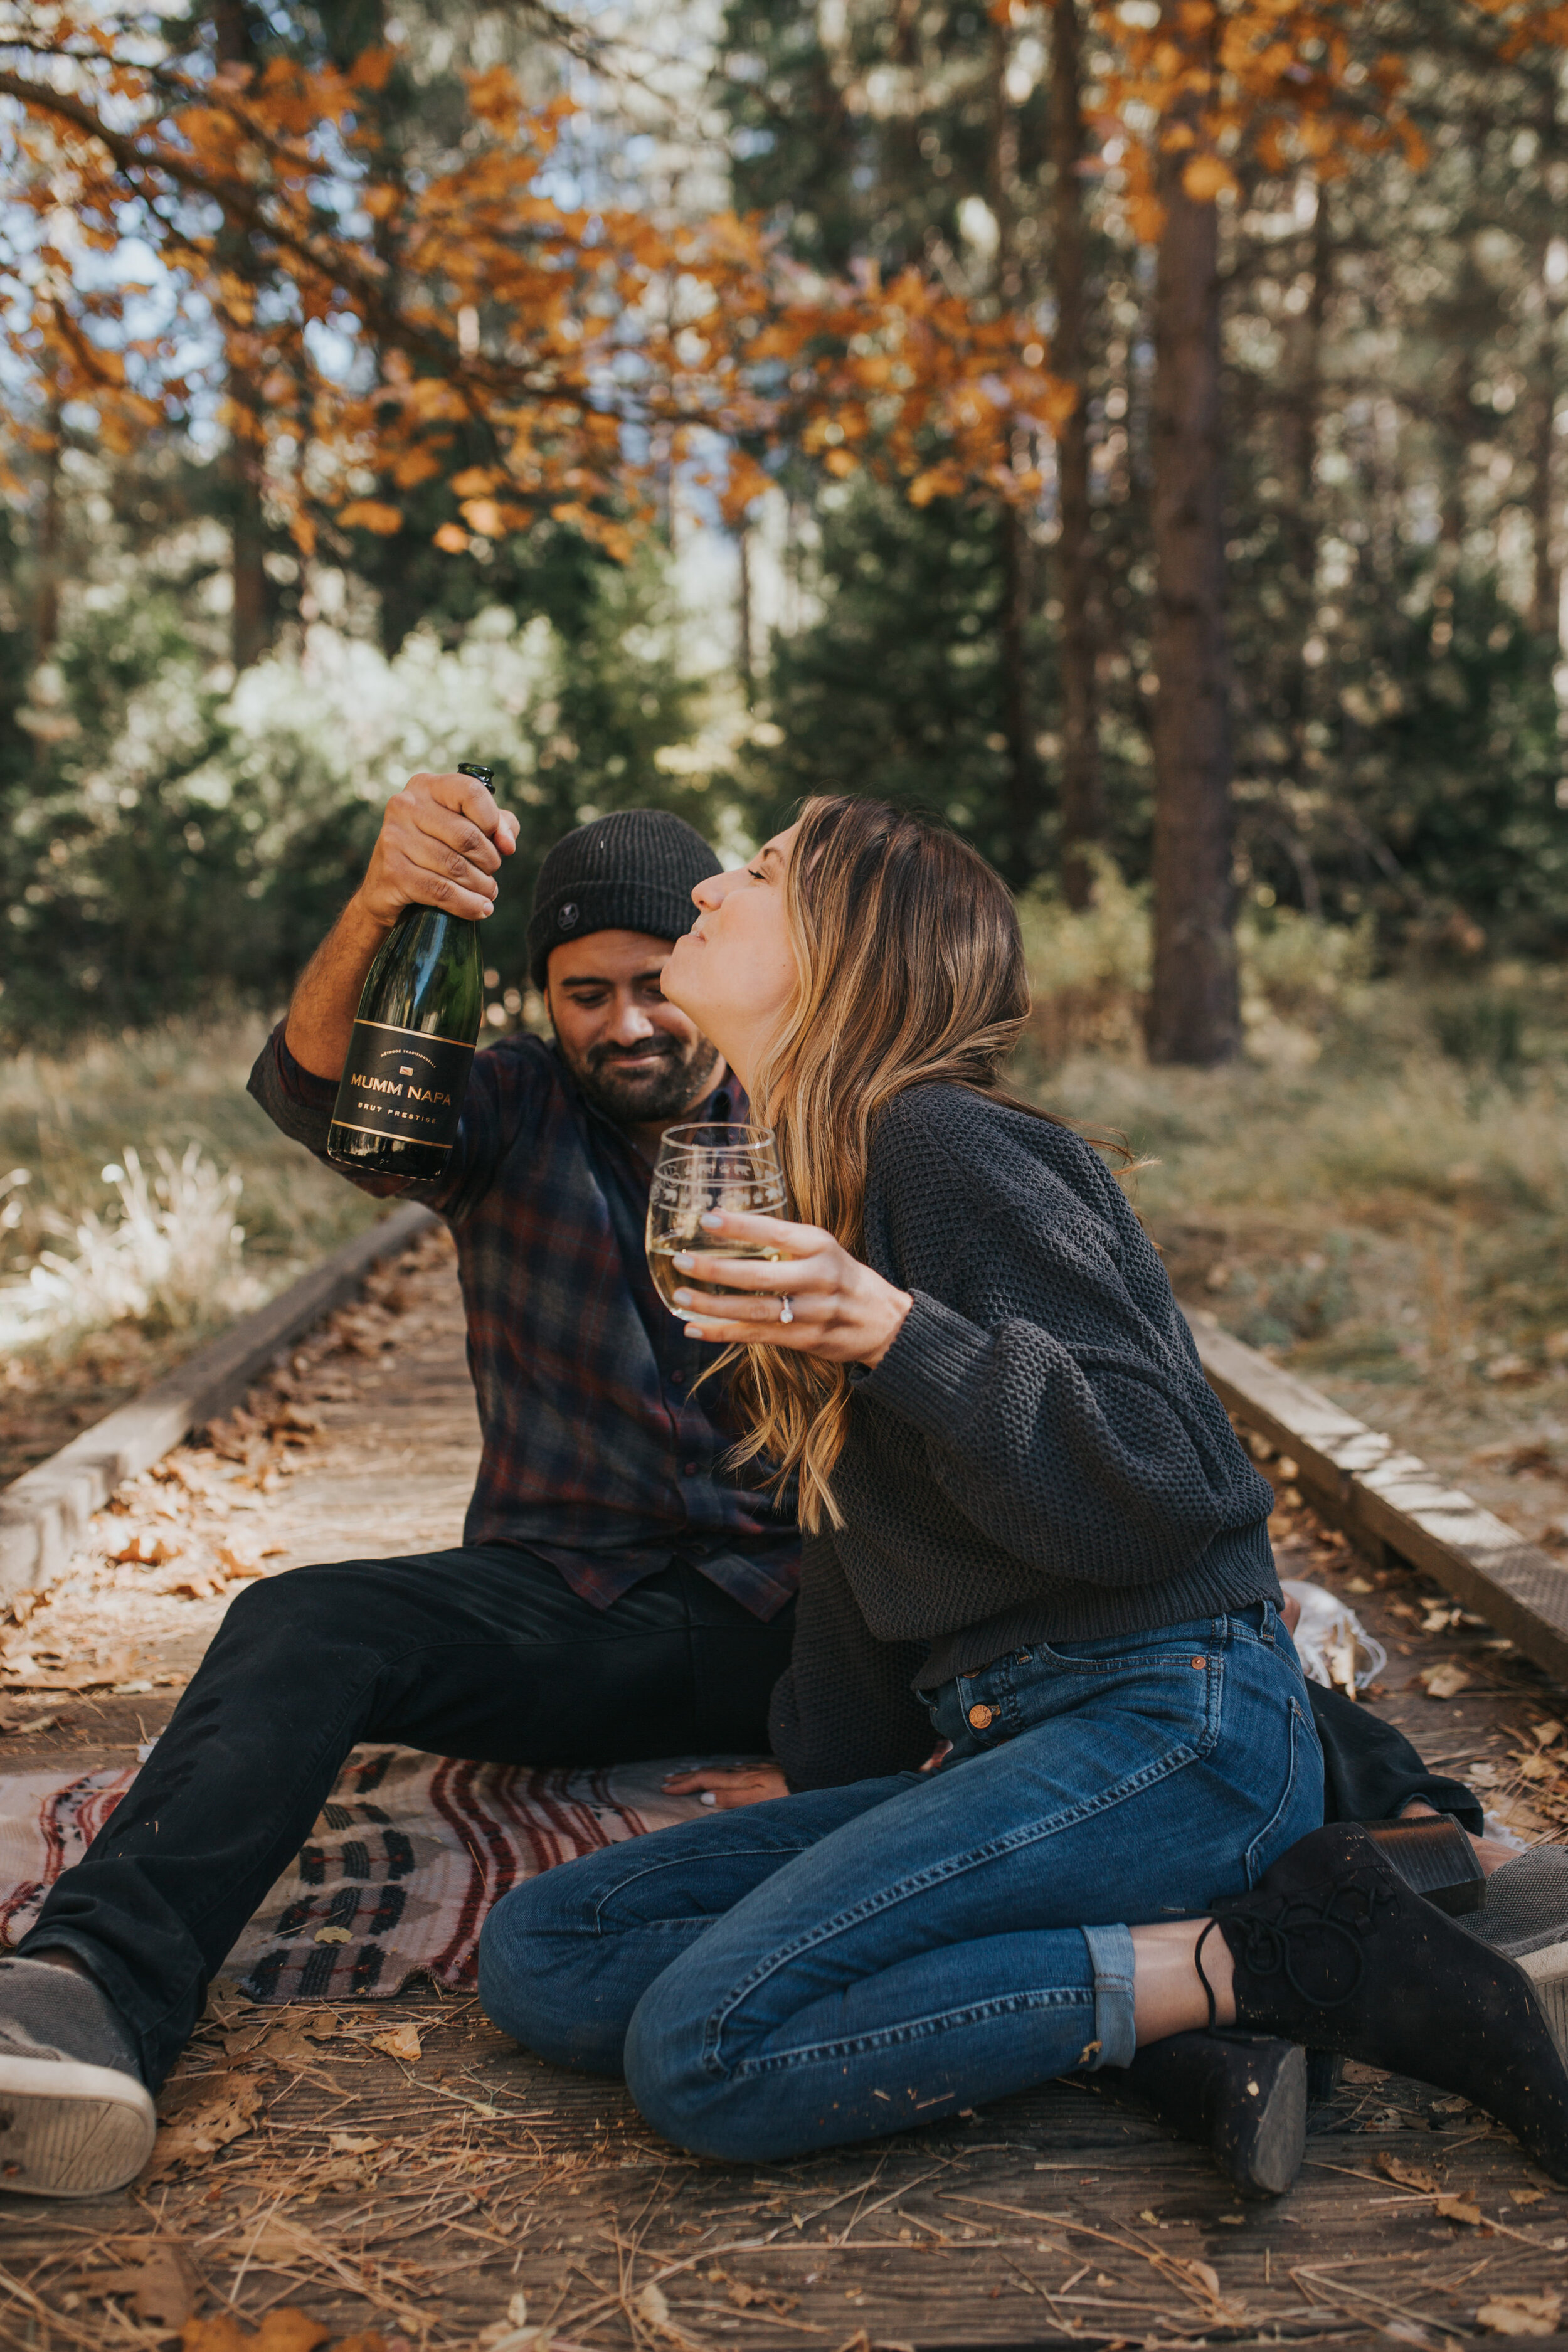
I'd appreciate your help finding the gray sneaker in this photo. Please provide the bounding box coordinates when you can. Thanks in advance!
[1468,1847,1568,2066]
[0,1958,156,2199]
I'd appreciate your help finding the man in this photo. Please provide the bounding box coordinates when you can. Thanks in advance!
[0,773,798,2197]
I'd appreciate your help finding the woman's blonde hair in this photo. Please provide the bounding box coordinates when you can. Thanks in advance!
[722,793,1039,1532]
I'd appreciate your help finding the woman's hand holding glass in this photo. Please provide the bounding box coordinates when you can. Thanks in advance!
[671,1209,913,1367]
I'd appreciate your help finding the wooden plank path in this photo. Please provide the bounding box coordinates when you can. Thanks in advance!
[0,1204,437,1609]
[2,1236,1568,2349]
[1187,1308,1568,1693]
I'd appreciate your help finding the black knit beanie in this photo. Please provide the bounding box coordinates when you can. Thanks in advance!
[527,808,722,989]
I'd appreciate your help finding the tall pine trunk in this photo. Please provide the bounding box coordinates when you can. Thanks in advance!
[737,520,756,706]
[998,506,1036,887]
[1147,93,1239,1066]
[215,0,268,670]
[990,14,1038,889]
[1050,0,1101,908]
[1532,322,1560,639]
[35,391,64,662]
[1532,80,1562,642]
[1281,183,1328,812]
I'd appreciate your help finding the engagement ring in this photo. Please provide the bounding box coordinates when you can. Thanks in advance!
[778,1296,795,1325]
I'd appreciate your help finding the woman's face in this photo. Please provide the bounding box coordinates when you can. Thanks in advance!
[662,822,801,1091]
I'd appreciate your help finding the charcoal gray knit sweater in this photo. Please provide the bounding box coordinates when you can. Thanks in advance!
[766,1084,1279,1789]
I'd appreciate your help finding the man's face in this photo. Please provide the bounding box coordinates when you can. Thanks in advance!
[546,928,723,1127]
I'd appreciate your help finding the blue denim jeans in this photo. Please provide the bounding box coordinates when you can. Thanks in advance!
[478,1602,1323,2161]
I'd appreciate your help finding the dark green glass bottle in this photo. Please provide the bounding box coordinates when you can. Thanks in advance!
[327,762,495,1181]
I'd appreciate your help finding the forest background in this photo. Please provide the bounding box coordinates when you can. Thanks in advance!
[11,0,1568,1552]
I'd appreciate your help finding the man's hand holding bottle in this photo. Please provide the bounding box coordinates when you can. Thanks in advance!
[356,768,521,930]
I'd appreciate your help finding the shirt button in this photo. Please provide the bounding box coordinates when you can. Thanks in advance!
[967,1703,995,1730]
[684,1462,698,1476]
[671,1370,685,1385]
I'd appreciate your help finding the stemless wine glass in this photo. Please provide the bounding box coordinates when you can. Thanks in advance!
[645,1123,788,1320]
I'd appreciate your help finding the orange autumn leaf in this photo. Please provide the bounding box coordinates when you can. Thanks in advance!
[335,499,403,534]
[458,496,529,537]
[719,450,774,524]
[252,2319,333,2352]
[391,447,442,488]
[1182,152,1237,201]
[1128,192,1168,245]
[181,2318,252,2352]
[450,465,502,497]
[180,2313,341,2352]
[908,461,967,507]
[349,45,395,92]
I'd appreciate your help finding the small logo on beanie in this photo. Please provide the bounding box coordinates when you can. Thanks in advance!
[558,903,579,931]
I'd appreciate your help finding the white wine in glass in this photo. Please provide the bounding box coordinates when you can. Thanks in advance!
[646,1123,788,1318]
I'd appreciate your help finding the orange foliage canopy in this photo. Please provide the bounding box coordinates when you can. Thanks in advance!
[0,16,1070,556]
[1081,0,1424,243]
[1071,0,1568,242]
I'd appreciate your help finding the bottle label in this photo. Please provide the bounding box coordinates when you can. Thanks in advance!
[331,1019,475,1147]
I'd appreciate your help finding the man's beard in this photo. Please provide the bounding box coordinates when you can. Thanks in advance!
[568,1032,722,1128]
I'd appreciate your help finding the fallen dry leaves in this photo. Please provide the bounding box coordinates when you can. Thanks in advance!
[370,2021,423,2064]
[108,1530,182,1567]
[1419,1660,1474,1701]
[1375,2153,1443,2194]
[77,2242,200,2327]
[1476,2292,1565,2336]
[181,2312,387,2352]
[226,2008,341,2071]
[149,2076,265,2180]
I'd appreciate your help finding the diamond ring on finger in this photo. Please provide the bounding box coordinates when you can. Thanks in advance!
[778,1296,795,1325]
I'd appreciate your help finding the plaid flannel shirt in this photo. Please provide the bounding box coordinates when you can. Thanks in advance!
[248,1025,798,1619]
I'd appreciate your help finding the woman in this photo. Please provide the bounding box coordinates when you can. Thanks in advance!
[479,797,1568,2176]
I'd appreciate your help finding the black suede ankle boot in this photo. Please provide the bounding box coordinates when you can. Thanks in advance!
[1205,1823,1568,2183]
[1120,2030,1306,2198]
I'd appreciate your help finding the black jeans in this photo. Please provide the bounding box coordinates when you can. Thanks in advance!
[19,1547,795,2090]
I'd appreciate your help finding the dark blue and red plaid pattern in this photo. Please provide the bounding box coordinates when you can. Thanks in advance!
[249,1027,798,1619]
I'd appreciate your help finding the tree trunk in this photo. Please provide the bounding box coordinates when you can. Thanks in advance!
[1532,82,1562,641]
[1050,0,1101,908]
[1279,179,1329,819]
[214,0,268,671]
[999,504,1036,886]
[737,519,755,706]
[1439,344,1471,573]
[990,12,1038,888]
[1147,83,1239,1067]
[34,391,64,662]
[1532,335,1559,639]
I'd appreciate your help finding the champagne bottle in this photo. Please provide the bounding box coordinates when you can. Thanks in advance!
[327,762,496,1181]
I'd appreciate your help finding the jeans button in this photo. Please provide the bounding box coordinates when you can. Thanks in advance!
[967,1703,995,1729]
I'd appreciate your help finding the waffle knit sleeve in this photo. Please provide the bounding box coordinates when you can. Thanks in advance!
[854,1090,1277,1591]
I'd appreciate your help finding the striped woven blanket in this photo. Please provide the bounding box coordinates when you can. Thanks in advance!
[0,1749,716,2002]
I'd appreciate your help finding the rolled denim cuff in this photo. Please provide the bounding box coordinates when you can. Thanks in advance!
[1079,1922,1136,2071]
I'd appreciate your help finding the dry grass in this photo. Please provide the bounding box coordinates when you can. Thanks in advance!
[0,1014,379,1483]
[1014,895,1568,1554]
[0,1012,374,1277]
